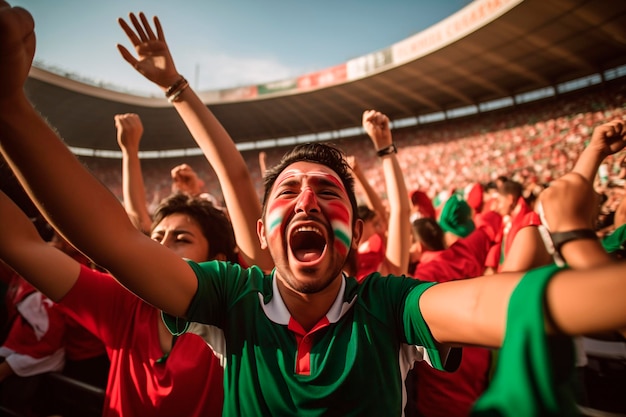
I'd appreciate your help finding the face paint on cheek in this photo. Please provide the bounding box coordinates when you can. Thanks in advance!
[327,201,352,257]
[266,199,290,238]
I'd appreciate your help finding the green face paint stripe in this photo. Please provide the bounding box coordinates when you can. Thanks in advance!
[334,228,351,248]
[269,215,283,233]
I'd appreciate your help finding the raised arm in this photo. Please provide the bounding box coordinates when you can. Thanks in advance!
[362,110,411,275]
[0,2,195,317]
[117,12,272,271]
[115,113,153,234]
[498,121,626,273]
[258,151,268,177]
[347,155,388,228]
[573,119,626,183]
[420,172,621,348]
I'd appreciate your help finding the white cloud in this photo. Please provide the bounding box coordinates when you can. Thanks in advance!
[180,53,303,91]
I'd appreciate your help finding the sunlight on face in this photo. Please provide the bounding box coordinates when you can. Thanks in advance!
[267,165,353,257]
[150,213,210,262]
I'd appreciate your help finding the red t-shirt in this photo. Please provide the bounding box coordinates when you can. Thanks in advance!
[485,198,541,270]
[411,225,498,417]
[60,265,224,417]
[356,232,385,282]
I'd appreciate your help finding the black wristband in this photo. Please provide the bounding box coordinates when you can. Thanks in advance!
[550,228,597,258]
[376,143,397,157]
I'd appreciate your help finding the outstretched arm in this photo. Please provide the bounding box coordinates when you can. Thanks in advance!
[421,172,621,347]
[115,113,153,234]
[0,2,196,317]
[117,12,272,271]
[362,110,410,275]
[0,190,79,302]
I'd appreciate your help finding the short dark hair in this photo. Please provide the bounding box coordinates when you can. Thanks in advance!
[151,193,238,263]
[498,180,523,201]
[412,218,445,252]
[261,143,358,224]
[357,205,377,222]
[484,181,498,193]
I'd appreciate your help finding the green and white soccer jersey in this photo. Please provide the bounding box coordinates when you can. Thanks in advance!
[163,260,454,416]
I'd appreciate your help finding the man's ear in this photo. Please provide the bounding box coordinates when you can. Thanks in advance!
[410,240,424,261]
[351,218,364,249]
[257,218,268,250]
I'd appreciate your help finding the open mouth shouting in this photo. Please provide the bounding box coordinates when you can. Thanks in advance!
[289,223,328,266]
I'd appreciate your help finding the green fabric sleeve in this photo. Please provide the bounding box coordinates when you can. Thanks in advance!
[471,264,579,417]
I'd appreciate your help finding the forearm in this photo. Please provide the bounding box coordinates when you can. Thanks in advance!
[0,96,137,266]
[380,154,410,275]
[171,87,272,270]
[560,232,612,269]
[572,148,604,183]
[353,165,386,221]
[0,96,196,316]
[0,190,79,300]
[121,150,152,234]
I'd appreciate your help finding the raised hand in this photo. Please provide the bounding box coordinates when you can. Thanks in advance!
[588,119,626,157]
[0,1,35,101]
[573,119,626,183]
[115,113,144,153]
[362,110,392,150]
[116,12,180,89]
[171,164,205,196]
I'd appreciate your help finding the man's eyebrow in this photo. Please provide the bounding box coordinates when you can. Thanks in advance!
[311,176,343,189]
[308,174,346,191]
[276,178,301,188]
[151,228,196,236]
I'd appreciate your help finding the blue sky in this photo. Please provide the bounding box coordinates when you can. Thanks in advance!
[13,0,471,95]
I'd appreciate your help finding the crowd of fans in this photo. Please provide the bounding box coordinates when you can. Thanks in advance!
[79,82,626,227]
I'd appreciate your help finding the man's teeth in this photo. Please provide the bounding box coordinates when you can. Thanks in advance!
[294,226,322,235]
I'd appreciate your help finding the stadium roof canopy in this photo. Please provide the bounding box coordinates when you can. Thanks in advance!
[24,0,626,154]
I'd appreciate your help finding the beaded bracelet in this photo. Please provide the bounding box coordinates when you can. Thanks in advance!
[165,76,187,97]
[165,77,189,103]
[167,80,189,103]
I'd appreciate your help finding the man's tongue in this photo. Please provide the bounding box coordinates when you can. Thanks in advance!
[294,248,323,262]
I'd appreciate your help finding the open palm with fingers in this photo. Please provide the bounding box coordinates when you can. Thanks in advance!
[116,12,179,89]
